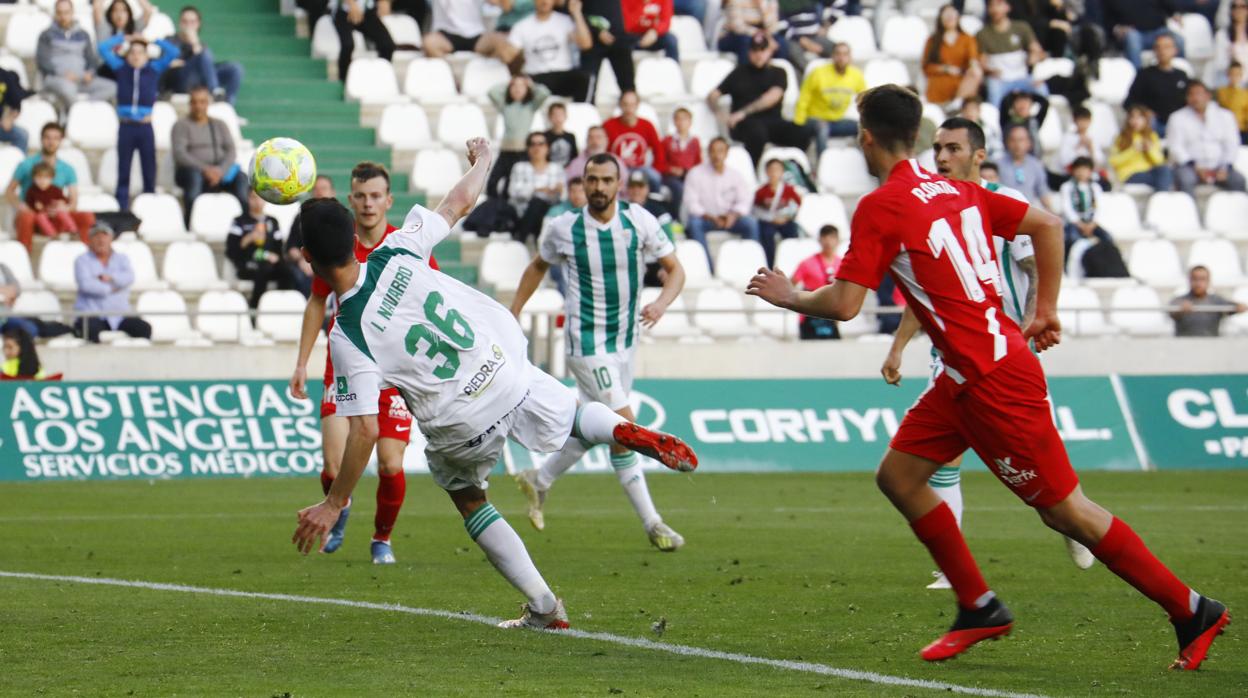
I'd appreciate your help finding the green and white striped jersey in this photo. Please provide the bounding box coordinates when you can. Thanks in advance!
[985,180,1034,327]
[540,201,675,358]
[330,204,531,447]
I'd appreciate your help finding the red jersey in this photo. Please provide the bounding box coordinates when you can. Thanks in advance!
[835,159,1030,389]
[622,0,673,35]
[603,116,668,173]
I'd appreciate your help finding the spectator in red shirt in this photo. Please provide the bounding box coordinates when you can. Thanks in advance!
[753,158,801,267]
[603,90,668,193]
[623,0,678,60]
[789,223,841,339]
[662,106,700,216]
[25,162,78,238]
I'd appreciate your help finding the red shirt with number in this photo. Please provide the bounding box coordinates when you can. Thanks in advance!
[834,159,1029,391]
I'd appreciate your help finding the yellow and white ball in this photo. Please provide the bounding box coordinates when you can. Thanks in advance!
[250,137,317,205]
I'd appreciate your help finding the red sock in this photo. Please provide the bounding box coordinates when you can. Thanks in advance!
[319,471,334,496]
[911,502,993,610]
[373,471,407,542]
[1092,517,1194,621]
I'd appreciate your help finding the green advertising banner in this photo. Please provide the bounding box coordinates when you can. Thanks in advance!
[1118,375,1248,470]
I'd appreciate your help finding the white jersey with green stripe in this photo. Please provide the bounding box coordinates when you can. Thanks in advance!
[328,204,531,447]
[540,201,675,358]
[985,180,1034,327]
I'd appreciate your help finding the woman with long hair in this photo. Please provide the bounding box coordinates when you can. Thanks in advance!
[94,0,153,80]
[1,326,43,379]
[921,4,983,106]
[1212,1,1248,87]
[1108,105,1173,191]
[487,74,552,199]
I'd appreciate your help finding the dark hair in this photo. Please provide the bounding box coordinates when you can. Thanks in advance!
[1187,79,1210,95]
[567,176,584,187]
[1071,156,1094,170]
[315,174,334,187]
[857,84,921,153]
[938,116,986,152]
[819,224,840,238]
[526,131,548,146]
[585,152,620,176]
[189,84,212,97]
[1190,264,1210,276]
[926,4,964,66]
[41,122,64,137]
[180,6,201,20]
[106,0,137,34]
[1233,61,1244,71]
[547,101,567,115]
[672,106,691,118]
[351,161,390,191]
[3,326,39,378]
[299,198,357,269]
[1072,106,1092,121]
[765,158,785,170]
[708,136,729,150]
[31,161,55,178]
[980,161,999,174]
[505,75,535,105]
[1005,123,1032,141]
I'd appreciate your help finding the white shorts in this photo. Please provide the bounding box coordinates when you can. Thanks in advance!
[567,346,635,411]
[425,365,577,491]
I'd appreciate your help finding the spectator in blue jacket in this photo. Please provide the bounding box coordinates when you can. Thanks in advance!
[98,34,178,211]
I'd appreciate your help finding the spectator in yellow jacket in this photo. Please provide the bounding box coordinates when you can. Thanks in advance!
[1108,105,1174,191]
[795,42,866,155]
[1216,62,1248,145]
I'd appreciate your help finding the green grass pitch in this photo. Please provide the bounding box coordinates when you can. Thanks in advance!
[1,470,1245,696]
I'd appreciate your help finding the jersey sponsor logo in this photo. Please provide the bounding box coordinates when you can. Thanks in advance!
[387,393,412,420]
[909,179,960,204]
[336,377,348,395]
[992,457,1037,488]
[612,132,650,168]
[461,344,508,399]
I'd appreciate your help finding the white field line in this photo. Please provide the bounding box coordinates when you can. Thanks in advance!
[0,570,1047,698]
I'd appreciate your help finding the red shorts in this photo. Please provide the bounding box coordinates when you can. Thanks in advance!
[890,349,1079,509]
[320,365,413,443]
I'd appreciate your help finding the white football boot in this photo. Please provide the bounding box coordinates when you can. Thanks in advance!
[498,598,570,630]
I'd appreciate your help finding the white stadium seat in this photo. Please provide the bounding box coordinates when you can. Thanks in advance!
[57,146,95,190]
[675,239,715,289]
[38,240,88,292]
[265,202,301,240]
[381,13,422,48]
[258,289,310,341]
[479,240,530,291]
[636,57,687,103]
[15,97,57,147]
[77,192,120,213]
[207,103,246,148]
[1236,146,1248,182]
[189,193,244,244]
[516,287,564,340]
[137,289,201,342]
[1229,286,1248,335]
[725,145,757,188]
[827,16,877,60]
[775,237,821,277]
[435,102,489,150]
[112,236,166,292]
[5,11,53,58]
[561,102,604,151]
[96,148,145,200]
[196,289,256,342]
[1038,108,1064,154]
[1179,13,1214,61]
[1109,285,1171,336]
[796,193,850,239]
[1086,101,1119,153]
[693,287,759,337]
[0,144,25,193]
[879,16,928,61]
[1204,191,1248,240]
[66,101,119,149]
[345,57,401,102]
[0,53,28,88]
[12,289,61,318]
[959,14,983,36]
[1090,57,1135,104]
[1094,192,1149,240]
[1145,192,1210,240]
[161,240,227,292]
[460,57,510,103]
[748,295,796,337]
[151,101,178,150]
[0,240,39,289]
[410,147,464,198]
[863,58,909,89]
[594,59,622,105]
[690,57,734,99]
[404,57,459,103]
[818,147,874,195]
[755,146,812,183]
[141,11,176,43]
[1031,57,1075,83]
[1058,285,1114,336]
[771,59,800,111]
[132,193,189,242]
[1186,239,1244,285]
[1128,239,1185,288]
[714,239,767,288]
[377,103,433,149]
[311,14,360,60]
[641,289,699,339]
[668,15,710,60]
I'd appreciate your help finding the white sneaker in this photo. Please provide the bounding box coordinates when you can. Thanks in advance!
[513,469,547,531]
[647,522,685,552]
[497,598,569,630]
[1066,536,1095,570]
[926,571,952,590]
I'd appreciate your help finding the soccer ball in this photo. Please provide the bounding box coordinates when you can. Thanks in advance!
[250,137,317,205]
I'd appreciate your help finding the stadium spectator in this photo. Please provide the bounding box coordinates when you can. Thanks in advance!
[508,131,566,242]
[0,263,37,339]
[93,1,153,71]
[1018,0,1101,63]
[6,123,94,251]
[1102,0,1183,70]
[423,0,512,60]
[2,326,43,379]
[173,86,248,225]
[1167,80,1247,196]
[544,101,578,168]
[333,1,395,83]
[296,0,332,31]
[960,96,1003,162]
[0,64,29,153]
[718,0,778,64]
[504,0,593,100]
[25,162,78,238]
[565,125,629,180]
[796,41,865,156]
[999,89,1048,157]
[775,0,835,75]
[1124,33,1188,136]
[790,224,841,340]
[980,160,1001,183]
[626,170,679,240]
[285,175,334,297]
[1171,265,1247,337]
[922,3,983,107]
[753,158,800,267]
[1109,105,1173,190]
[1057,105,1107,176]
[997,125,1055,210]
[492,0,534,33]
[37,0,117,110]
[673,0,706,22]
[709,32,812,166]
[99,34,179,211]
[488,75,551,198]
[228,190,296,312]
[73,226,152,343]
[977,0,1045,107]
[1211,1,1248,88]
[683,136,760,267]
[164,6,245,104]
[603,90,667,191]
[1062,158,1130,279]
[623,0,678,61]
[661,106,699,215]
[1215,63,1248,144]
[544,174,587,221]
[581,0,638,101]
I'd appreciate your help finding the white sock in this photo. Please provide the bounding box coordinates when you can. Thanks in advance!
[536,438,589,491]
[464,503,556,614]
[930,466,964,527]
[574,402,628,444]
[611,452,661,529]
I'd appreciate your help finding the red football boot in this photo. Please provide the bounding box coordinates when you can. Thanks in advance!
[921,597,1014,662]
[613,423,698,473]
[1170,596,1230,670]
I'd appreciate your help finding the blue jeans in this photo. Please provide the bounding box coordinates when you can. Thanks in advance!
[986,76,1047,109]
[1,317,39,338]
[673,0,706,21]
[685,215,760,269]
[175,165,251,225]
[169,48,245,104]
[0,124,28,153]
[662,174,685,217]
[758,220,798,267]
[117,122,156,210]
[1121,27,1183,71]
[718,33,754,65]
[1126,167,1174,192]
[640,32,679,61]
[809,118,860,156]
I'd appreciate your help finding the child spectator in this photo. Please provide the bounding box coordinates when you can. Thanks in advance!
[1057,106,1107,180]
[1109,105,1173,190]
[228,190,296,311]
[1059,156,1127,279]
[980,161,1001,183]
[545,102,579,168]
[753,158,801,267]
[1,326,43,379]
[1216,62,1248,145]
[98,34,179,211]
[661,106,700,215]
[25,162,77,237]
[1000,89,1048,157]
[790,224,841,339]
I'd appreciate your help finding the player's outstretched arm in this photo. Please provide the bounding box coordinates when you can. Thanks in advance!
[290,293,328,400]
[642,253,686,327]
[434,137,493,230]
[511,255,551,319]
[293,414,379,554]
[746,267,869,322]
[881,306,922,386]
[1014,206,1064,351]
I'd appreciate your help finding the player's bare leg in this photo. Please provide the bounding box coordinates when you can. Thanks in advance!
[371,438,407,565]
[1037,487,1231,670]
[877,448,1014,661]
[448,486,568,630]
[319,415,351,553]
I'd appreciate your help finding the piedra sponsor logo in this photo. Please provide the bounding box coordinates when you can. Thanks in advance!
[462,345,507,399]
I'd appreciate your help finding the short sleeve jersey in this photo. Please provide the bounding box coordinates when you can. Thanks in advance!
[985,181,1034,326]
[836,159,1030,388]
[716,64,788,119]
[540,201,675,358]
[329,205,532,445]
